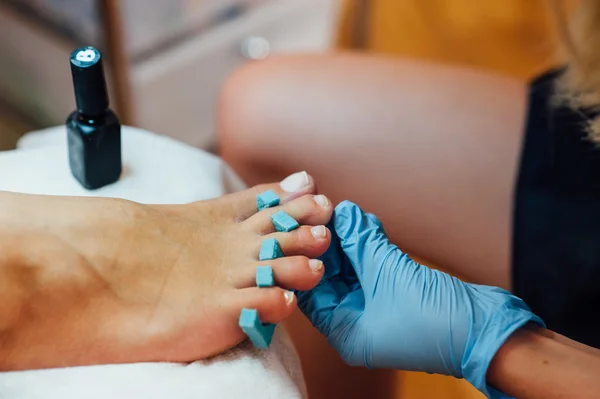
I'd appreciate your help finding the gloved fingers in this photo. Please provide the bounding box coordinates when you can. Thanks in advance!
[315,220,338,277]
[324,289,364,334]
[333,201,399,289]
[299,216,363,331]
[297,277,349,333]
[324,290,367,365]
[298,279,366,358]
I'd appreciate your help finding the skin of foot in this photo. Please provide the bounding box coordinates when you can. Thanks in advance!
[0,171,332,371]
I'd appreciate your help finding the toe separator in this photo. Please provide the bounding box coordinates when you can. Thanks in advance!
[239,308,276,349]
[240,263,278,349]
[245,197,292,349]
[256,266,275,288]
[271,210,299,232]
[259,238,284,261]
[256,190,280,211]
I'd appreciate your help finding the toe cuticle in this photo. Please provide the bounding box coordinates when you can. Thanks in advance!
[284,290,295,305]
[311,225,327,239]
[309,259,324,273]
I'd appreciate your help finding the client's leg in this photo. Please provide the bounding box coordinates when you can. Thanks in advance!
[219,53,527,289]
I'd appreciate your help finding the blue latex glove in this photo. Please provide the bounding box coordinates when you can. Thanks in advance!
[297,201,545,398]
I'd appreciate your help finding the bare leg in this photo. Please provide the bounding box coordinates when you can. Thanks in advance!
[219,52,527,289]
[218,53,527,399]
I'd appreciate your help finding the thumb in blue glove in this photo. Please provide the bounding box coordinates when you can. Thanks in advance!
[297,201,544,398]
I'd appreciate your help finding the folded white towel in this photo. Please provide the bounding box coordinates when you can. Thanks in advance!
[0,126,307,399]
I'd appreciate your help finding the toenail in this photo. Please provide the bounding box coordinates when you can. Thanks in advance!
[284,290,295,305]
[314,195,329,209]
[280,171,310,192]
[309,259,324,272]
[311,225,327,239]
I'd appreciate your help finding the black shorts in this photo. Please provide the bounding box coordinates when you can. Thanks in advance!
[513,69,600,347]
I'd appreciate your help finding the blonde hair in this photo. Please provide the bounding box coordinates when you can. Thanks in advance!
[554,0,600,141]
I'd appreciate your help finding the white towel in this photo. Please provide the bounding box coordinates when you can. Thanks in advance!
[0,126,308,399]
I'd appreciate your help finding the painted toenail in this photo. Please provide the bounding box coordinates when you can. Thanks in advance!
[280,171,310,192]
[311,225,327,239]
[314,195,329,208]
[309,259,324,272]
[284,290,295,305]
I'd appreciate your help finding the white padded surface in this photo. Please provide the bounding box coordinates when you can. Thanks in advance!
[0,126,307,399]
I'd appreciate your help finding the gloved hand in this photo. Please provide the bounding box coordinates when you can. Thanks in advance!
[297,201,544,398]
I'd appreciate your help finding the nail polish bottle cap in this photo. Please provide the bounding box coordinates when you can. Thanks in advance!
[69,46,109,117]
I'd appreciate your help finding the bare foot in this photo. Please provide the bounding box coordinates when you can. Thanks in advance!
[0,172,332,370]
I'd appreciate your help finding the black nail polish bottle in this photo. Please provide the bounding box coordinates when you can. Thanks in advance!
[66,46,122,190]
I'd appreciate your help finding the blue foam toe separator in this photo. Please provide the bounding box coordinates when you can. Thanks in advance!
[256,266,275,288]
[271,210,299,232]
[259,238,284,260]
[256,190,280,211]
[239,308,276,349]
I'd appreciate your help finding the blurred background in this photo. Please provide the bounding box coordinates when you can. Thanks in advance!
[0,0,341,150]
[0,0,578,397]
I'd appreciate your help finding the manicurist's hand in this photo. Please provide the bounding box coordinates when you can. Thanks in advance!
[298,201,544,398]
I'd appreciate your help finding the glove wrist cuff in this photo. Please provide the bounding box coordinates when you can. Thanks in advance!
[462,304,545,398]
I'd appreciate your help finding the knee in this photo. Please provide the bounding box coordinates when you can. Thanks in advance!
[218,56,298,164]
